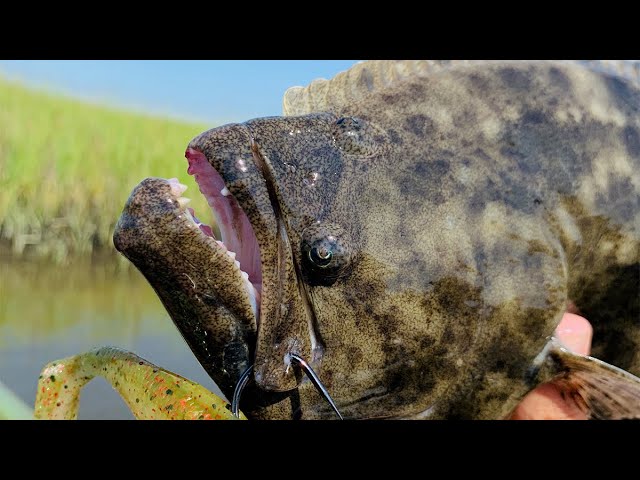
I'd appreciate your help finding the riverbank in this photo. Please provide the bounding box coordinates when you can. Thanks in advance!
[0,77,214,264]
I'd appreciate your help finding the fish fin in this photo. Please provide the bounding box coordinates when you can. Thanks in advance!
[549,344,640,420]
[283,60,640,116]
[282,60,475,116]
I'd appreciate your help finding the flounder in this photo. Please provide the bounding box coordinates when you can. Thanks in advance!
[114,60,640,419]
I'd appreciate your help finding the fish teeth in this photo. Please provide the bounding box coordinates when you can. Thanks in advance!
[183,208,194,222]
[226,251,236,260]
[168,178,188,196]
[241,271,249,280]
[221,187,230,197]
[177,197,191,209]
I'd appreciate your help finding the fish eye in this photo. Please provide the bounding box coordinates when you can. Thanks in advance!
[309,242,333,268]
[301,223,353,285]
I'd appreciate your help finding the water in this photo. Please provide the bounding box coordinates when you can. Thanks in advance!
[0,259,224,419]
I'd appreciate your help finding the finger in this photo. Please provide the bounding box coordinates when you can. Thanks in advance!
[509,383,587,420]
[509,312,593,420]
[554,313,593,356]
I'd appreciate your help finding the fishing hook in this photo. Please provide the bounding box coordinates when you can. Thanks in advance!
[231,355,344,420]
[289,353,343,420]
[231,364,253,419]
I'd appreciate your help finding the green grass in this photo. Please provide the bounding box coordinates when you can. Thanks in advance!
[0,77,214,264]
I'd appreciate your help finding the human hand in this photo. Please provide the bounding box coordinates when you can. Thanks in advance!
[509,313,593,420]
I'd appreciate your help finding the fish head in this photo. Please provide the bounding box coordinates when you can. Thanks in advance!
[186,111,470,419]
[186,115,357,392]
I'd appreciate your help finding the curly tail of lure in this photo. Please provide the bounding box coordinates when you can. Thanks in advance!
[34,347,246,420]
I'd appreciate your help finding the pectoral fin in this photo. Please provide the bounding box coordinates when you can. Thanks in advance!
[549,344,640,420]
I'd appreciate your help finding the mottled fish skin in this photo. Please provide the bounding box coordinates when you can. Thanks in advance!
[183,61,640,420]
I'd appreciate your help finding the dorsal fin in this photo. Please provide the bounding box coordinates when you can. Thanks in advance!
[283,61,478,116]
[282,60,640,116]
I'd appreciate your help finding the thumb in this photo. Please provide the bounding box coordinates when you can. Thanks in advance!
[554,312,592,355]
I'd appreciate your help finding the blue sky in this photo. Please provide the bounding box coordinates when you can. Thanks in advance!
[0,60,359,124]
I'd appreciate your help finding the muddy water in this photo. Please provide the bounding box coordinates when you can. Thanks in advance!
[0,259,224,419]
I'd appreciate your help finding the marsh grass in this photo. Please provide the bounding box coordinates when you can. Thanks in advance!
[0,77,214,264]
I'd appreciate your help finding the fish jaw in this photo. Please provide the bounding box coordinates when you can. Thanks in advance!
[187,125,316,392]
[112,177,258,399]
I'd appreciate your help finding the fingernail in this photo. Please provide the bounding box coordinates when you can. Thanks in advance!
[555,313,593,355]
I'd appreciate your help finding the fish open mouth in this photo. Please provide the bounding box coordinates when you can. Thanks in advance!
[178,147,263,322]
